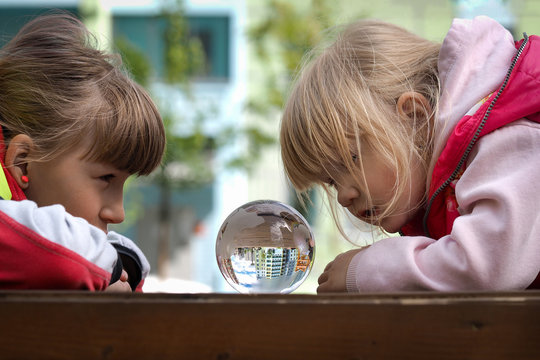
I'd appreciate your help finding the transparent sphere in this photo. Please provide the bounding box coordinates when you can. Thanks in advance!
[216,200,315,294]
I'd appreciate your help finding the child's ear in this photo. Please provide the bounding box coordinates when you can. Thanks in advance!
[4,134,33,190]
[396,92,432,121]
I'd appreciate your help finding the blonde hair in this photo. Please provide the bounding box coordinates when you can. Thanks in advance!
[280,19,440,234]
[0,12,165,175]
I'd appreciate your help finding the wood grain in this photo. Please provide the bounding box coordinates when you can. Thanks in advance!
[0,291,538,359]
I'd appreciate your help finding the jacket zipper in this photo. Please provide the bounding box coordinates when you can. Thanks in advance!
[422,33,529,237]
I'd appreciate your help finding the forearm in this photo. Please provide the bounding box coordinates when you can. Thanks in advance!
[0,200,148,290]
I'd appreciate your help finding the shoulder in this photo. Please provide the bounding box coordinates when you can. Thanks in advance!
[460,118,540,192]
[454,119,540,236]
[471,118,540,160]
[0,199,92,232]
[0,200,68,226]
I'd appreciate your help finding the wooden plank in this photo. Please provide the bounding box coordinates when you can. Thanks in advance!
[0,291,539,359]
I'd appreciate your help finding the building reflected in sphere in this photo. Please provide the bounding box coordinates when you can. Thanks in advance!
[216,200,315,294]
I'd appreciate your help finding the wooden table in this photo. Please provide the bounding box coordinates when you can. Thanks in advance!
[0,291,539,359]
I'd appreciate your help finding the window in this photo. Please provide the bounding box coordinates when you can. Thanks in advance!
[0,7,79,47]
[113,14,230,81]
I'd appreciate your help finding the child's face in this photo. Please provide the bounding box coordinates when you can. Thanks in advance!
[24,144,130,233]
[324,149,426,234]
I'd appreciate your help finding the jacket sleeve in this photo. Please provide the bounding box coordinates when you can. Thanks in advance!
[0,200,147,291]
[346,120,540,291]
[108,231,150,292]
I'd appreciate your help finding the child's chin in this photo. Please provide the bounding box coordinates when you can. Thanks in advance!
[380,219,405,234]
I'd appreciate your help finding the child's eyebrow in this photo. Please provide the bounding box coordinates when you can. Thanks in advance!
[85,160,119,172]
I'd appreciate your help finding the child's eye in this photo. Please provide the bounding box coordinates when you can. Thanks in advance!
[99,174,115,183]
[326,178,336,188]
[352,154,358,162]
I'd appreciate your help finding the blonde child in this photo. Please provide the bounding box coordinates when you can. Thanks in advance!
[280,16,540,292]
[0,13,166,291]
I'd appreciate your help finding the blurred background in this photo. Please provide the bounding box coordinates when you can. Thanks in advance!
[1,0,539,294]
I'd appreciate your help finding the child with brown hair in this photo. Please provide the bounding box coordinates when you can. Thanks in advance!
[0,13,166,291]
[281,16,540,292]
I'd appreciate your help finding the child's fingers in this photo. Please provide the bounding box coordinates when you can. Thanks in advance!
[120,270,129,282]
[318,270,329,285]
[323,260,334,272]
[105,278,132,292]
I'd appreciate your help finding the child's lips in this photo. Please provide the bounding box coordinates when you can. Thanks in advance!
[356,207,380,221]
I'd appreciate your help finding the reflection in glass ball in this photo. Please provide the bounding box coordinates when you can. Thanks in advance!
[216,200,315,294]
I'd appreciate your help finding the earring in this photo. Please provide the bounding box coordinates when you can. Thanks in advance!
[21,175,29,183]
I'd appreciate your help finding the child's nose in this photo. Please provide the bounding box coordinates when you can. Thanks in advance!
[100,200,125,225]
[336,183,359,208]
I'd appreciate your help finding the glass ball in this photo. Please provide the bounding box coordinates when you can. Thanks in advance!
[216,200,315,294]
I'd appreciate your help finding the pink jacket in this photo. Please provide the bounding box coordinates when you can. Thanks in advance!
[346,16,540,291]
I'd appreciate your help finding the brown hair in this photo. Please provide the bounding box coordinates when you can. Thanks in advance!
[280,19,440,233]
[0,12,165,175]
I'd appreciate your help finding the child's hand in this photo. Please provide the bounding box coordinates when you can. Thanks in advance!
[105,270,132,292]
[317,249,363,293]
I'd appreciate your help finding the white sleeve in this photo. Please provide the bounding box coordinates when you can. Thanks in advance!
[346,120,540,291]
[0,200,119,272]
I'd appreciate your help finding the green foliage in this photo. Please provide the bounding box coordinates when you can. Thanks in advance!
[162,0,206,83]
[115,36,152,87]
[217,125,275,170]
[156,111,216,187]
[247,0,337,114]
